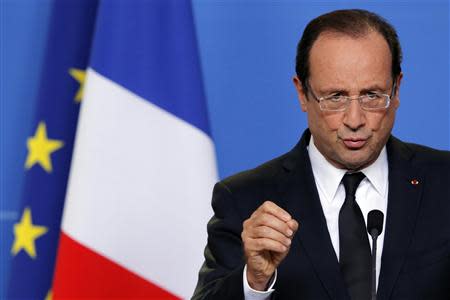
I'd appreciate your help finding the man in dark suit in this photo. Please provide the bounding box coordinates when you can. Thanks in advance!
[192,9,450,300]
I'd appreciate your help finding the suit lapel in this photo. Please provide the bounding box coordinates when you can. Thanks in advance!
[377,137,424,300]
[279,130,350,300]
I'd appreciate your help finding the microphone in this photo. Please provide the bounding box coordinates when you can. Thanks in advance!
[367,210,384,300]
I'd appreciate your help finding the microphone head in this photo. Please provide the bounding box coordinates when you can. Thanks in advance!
[367,210,384,237]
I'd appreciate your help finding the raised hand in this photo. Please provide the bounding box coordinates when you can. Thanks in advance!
[241,201,299,290]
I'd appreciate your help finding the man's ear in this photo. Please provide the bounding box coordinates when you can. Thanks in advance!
[293,76,308,112]
[393,72,403,109]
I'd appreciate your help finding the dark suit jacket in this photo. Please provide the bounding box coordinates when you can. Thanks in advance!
[192,130,450,300]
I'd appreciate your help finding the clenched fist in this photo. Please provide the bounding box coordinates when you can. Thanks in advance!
[241,201,299,290]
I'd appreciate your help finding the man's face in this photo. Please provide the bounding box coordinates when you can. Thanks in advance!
[294,31,402,170]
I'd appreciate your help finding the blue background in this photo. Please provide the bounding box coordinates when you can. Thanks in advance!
[1,0,449,296]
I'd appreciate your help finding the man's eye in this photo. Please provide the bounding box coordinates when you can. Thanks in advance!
[366,92,380,100]
[329,94,343,102]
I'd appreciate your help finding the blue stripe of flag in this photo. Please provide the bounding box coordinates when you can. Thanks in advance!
[89,0,211,137]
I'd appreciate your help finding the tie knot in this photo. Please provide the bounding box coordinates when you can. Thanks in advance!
[342,172,366,198]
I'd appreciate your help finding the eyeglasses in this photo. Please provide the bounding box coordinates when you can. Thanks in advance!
[306,82,396,112]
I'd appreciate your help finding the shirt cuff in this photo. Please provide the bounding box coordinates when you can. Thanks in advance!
[242,264,277,300]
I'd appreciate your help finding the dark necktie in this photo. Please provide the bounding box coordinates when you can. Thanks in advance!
[339,172,371,300]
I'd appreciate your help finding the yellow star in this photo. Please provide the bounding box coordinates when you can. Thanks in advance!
[69,68,86,103]
[11,207,48,259]
[45,289,52,300]
[25,122,64,173]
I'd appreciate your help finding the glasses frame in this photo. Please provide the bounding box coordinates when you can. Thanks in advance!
[305,81,397,112]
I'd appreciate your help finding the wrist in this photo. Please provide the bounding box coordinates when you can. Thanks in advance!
[246,268,274,291]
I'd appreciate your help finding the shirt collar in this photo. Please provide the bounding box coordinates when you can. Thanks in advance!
[308,136,388,202]
[360,146,388,198]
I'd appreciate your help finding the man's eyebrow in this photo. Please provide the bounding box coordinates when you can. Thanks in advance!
[360,85,388,93]
[318,84,388,95]
[317,87,347,95]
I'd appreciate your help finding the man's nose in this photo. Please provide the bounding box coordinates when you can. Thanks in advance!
[343,99,366,130]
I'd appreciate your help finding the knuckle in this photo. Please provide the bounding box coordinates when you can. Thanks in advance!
[262,200,272,210]
[242,237,248,247]
[259,214,269,226]
[243,219,249,228]
[273,205,281,214]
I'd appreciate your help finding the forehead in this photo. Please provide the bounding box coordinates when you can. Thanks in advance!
[308,31,393,89]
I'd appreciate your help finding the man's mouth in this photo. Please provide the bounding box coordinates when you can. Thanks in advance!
[342,138,367,149]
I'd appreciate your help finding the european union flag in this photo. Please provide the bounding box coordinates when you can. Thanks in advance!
[7,0,98,298]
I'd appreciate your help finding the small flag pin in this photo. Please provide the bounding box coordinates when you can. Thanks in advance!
[411,179,419,185]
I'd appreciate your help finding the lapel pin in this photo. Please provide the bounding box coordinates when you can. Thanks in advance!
[410,179,419,185]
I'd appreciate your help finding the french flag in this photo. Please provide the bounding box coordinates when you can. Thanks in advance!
[53,1,217,298]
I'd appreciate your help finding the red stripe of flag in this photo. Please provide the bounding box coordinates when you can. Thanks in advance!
[53,232,181,299]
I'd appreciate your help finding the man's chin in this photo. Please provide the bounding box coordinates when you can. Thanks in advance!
[342,161,366,171]
[340,155,375,171]
[334,150,374,170]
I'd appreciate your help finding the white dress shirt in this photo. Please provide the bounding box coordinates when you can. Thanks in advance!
[244,137,388,299]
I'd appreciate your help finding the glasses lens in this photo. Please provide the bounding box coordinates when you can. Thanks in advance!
[319,94,390,111]
[361,94,389,110]
[320,97,347,111]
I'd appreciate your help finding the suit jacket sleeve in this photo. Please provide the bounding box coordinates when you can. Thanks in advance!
[191,181,247,300]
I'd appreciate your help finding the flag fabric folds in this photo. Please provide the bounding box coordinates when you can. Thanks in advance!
[6,1,98,299]
[53,0,217,299]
